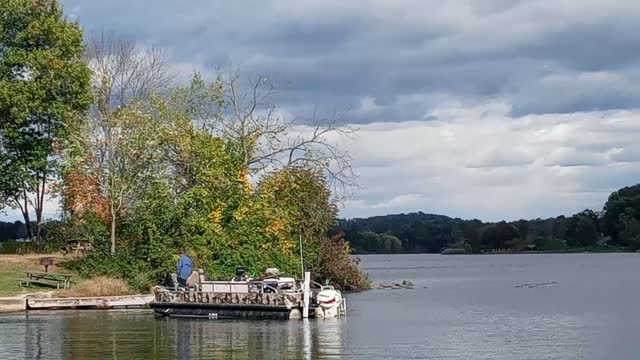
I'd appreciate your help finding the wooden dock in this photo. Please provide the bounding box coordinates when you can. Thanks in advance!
[26,295,153,310]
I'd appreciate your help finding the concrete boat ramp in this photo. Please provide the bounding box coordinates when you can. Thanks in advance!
[27,294,153,310]
[0,295,153,312]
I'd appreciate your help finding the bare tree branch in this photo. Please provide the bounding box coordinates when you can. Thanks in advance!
[210,68,358,198]
[86,31,175,116]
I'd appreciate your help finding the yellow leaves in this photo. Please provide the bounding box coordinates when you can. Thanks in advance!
[209,208,223,233]
[238,167,254,193]
[264,217,295,255]
[233,206,247,222]
[279,237,295,255]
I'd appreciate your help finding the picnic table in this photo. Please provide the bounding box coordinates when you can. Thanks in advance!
[19,271,75,289]
[61,240,93,257]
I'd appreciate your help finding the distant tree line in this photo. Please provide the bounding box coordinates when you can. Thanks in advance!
[0,221,29,241]
[335,184,640,254]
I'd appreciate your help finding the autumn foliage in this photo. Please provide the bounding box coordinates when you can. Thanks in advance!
[62,164,110,222]
[60,73,369,290]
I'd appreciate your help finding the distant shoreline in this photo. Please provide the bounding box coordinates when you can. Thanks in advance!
[354,248,637,255]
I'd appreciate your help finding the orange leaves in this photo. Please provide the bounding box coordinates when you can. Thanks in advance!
[265,219,285,236]
[63,165,109,221]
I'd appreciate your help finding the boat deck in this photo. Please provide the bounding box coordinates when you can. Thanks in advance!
[150,285,312,319]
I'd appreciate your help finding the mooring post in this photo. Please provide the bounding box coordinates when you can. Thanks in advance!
[303,271,310,318]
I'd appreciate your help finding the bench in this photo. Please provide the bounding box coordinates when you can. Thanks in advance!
[18,278,70,289]
[61,240,93,257]
[19,271,75,289]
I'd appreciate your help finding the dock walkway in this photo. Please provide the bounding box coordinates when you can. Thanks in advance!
[26,294,153,310]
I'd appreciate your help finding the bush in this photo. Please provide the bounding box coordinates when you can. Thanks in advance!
[0,240,57,254]
[308,233,370,291]
[64,248,158,292]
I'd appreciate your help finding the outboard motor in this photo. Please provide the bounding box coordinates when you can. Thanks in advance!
[161,272,177,288]
[316,286,344,318]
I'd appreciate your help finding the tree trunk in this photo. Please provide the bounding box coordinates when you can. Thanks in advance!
[18,194,33,240]
[110,207,117,255]
[35,175,46,244]
[110,216,116,255]
[21,209,32,240]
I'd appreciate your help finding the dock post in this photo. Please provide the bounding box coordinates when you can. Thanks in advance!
[303,271,310,318]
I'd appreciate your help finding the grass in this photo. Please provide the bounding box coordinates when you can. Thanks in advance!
[0,254,76,297]
[54,276,134,298]
[0,255,137,298]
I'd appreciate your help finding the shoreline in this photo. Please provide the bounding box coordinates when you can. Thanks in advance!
[354,249,637,256]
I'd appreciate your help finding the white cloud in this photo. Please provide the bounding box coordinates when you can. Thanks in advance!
[4,0,640,224]
[335,103,640,221]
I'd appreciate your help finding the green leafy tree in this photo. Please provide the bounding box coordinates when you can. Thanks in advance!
[358,231,402,253]
[602,184,640,245]
[567,209,600,247]
[69,102,164,254]
[619,212,640,250]
[63,71,369,290]
[0,0,91,241]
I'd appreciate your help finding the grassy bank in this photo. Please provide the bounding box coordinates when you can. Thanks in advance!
[54,276,135,298]
[0,254,136,298]
[0,255,71,297]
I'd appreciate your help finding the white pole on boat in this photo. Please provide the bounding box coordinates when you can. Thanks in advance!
[303,271,310,318]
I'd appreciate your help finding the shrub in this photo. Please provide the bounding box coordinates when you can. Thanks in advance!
[308,232,370,290]
[64,247,158,292]
[0,240,46,254]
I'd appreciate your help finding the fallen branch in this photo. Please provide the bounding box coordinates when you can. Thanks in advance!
[515,281,558,288]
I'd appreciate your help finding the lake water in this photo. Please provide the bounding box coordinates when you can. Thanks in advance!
[0,254,639,359]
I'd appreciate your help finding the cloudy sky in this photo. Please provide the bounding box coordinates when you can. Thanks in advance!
[5,0,640,222]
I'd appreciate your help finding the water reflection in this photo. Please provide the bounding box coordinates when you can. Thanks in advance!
[165,315,346,359]
[0,310,346,359]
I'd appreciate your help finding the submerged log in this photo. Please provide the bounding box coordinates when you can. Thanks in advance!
[372,281,414,289]
[514,281,558,289]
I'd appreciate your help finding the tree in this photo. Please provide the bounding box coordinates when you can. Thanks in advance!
[185,69,358,197]
[357,231,402,253]
[567,209,600,247]
[68,103,163,254]
[617,210,640,250]
[479,222,519,250]
[0,0,92,241]
[258,166,339,273]
[60,33,175,254]
[63,69,369,290]
[602,184,640,245]
[86,31,174,112]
